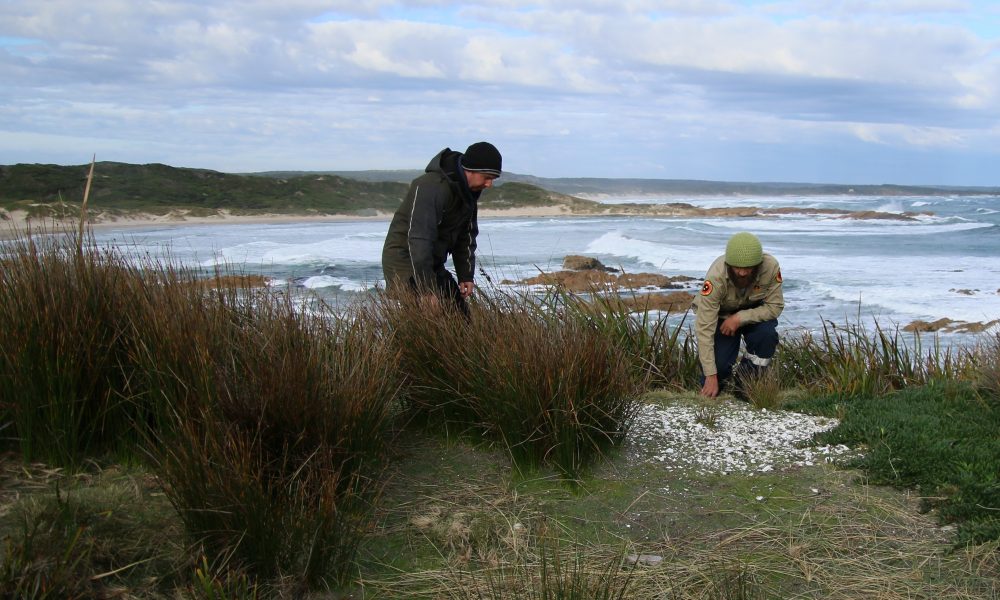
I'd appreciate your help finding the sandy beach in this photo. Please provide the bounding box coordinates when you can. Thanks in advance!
[0,206,587,239]
[1,200,929,241]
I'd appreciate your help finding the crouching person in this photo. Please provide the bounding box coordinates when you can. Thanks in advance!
[694,232,784,398]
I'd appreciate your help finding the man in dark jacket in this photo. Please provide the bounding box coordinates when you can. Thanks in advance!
[381,141,502,316]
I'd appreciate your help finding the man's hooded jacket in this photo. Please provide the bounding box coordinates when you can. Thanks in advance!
[382,148,480,292]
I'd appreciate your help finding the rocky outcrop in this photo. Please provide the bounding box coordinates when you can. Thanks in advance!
[903,318,1000,334]
[562,255,617,271]
[501,255,698,313]
[506,268,695,292]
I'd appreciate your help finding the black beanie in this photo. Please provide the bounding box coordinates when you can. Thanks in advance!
[461,142,502,177]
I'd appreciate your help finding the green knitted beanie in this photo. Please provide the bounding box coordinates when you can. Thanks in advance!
[725,232,763,267]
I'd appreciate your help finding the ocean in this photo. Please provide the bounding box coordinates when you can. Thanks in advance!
[91,193,1000,343]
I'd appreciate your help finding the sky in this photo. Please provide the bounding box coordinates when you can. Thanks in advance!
[2,1,1000,186]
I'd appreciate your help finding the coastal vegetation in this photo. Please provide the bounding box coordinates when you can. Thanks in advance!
[0,224,998,598]
[2,162,989,227]
[0,162,589,220]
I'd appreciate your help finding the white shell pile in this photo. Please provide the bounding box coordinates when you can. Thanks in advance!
[630,402,854,475]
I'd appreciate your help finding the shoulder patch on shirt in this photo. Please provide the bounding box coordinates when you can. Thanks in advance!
[775,269,783,283]
[700,280,714,296]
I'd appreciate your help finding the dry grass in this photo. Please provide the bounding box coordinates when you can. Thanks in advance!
[356,431,999,600]
[739,363,785,410]
[3,400,997,598]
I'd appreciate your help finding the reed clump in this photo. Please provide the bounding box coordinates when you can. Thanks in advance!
[143,289,401,586]
[368,285,646,478]
[972,331,1000,401]
[0,230,401,590]
[0,232,159,465]
[775,320,977,398]
[538,284,701,390]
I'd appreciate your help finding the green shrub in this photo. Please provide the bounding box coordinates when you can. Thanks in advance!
[796,383,1000,545]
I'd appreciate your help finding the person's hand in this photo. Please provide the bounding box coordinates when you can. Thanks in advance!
[458,281,474,298]
[720,313,742,336]
[700,374,720,398]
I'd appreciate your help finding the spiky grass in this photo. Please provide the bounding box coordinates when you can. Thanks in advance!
[0,230,164,465]
[145,290,401,585]
[0,229,402,587]
[452,535,637,600]
[369,284,645,478]
[973,331,1000,401]
[776,321,977,397]
[738,363,784,410]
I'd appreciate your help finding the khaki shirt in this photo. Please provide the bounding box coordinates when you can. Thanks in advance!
[692,254,784,377]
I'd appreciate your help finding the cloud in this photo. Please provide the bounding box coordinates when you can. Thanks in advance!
[1,0,998,184]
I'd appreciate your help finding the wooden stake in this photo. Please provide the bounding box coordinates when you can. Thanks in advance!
[78,154,95,254]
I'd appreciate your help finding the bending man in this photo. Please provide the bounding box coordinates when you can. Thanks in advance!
[381,142,502,316]
[693,232,784,398]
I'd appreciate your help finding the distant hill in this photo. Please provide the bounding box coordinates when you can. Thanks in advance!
[0,162,585,219]
[0,162,408,216]
[310,171,1000,197]
[3,161,998,225]
[505,176,1000,197]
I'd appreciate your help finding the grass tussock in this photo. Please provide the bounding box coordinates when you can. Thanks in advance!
[0,230,401,591]
[776,321,977,397]
[737,363,784,410]
[973,331,1000,400]
[149,296,401,585]
[535,284,701,390]
[368,284,646,478]
[451,536,637,600]
[0,232,162,465]
[137,284,401,586]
